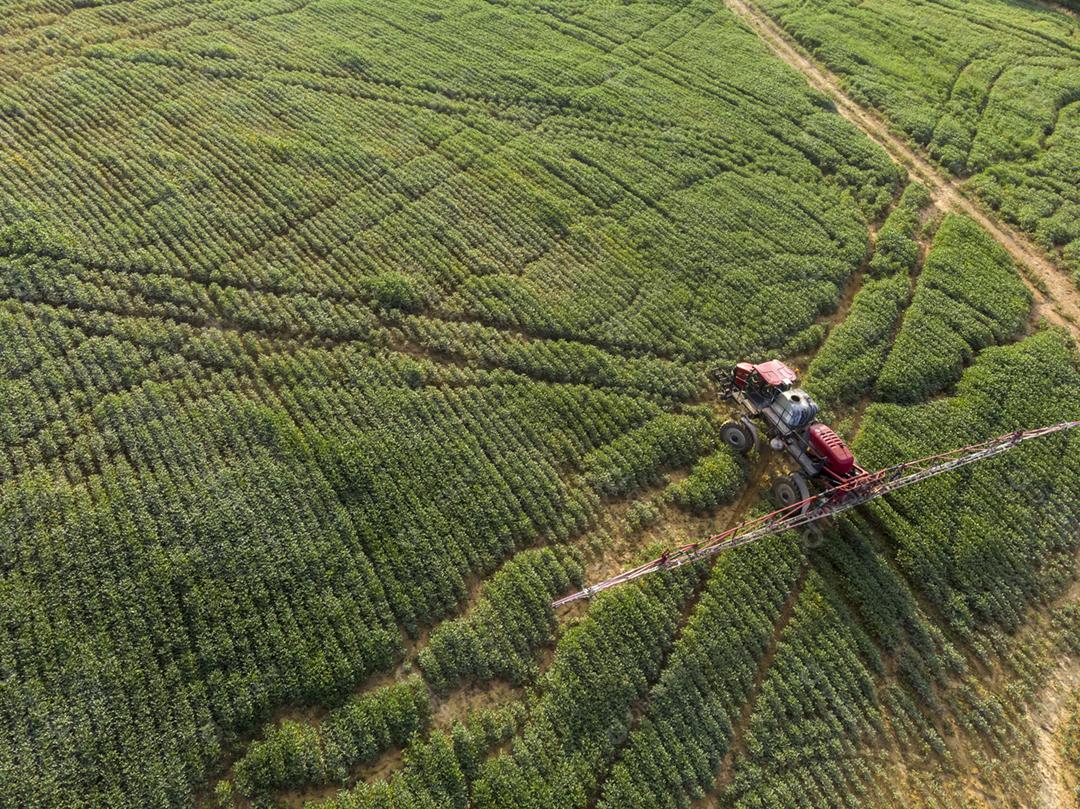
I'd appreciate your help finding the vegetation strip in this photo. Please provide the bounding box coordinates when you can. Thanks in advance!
[723,0,1080,337]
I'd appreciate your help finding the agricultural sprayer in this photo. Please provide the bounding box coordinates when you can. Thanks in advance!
[553,359,1080,608]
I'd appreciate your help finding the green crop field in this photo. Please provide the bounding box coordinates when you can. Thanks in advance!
[756,0,1080,281]
[2,1,1080,808]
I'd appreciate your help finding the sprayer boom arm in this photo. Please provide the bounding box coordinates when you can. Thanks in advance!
[552,421,1080,608]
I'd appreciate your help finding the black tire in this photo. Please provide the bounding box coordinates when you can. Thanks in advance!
[772,473,810,511]
[720,421,753,455]
[741,419,760,453]
[799,523,826,550]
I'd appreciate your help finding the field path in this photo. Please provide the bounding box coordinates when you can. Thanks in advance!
[1033,656,1080,809]
[695,561,810,807]
[1030,572,1080,808]
[1038,0,1080,22]
[723,0,1080,340]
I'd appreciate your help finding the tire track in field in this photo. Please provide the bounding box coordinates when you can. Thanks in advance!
[705,560,810,803]
[583,452,786,806]
[723,0,1080,342]
[1040,0,1080,22]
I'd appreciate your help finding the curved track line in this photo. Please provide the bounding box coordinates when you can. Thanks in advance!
[724,0,1080,340]
[709,561,809,800]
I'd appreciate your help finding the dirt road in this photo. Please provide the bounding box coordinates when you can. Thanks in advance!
[723,0,1080,340]
[1033,657,1080,809]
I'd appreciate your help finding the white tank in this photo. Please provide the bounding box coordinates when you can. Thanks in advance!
[769,388,819,430]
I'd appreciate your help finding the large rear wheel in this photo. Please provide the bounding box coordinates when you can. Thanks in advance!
[720,421,755,455]
[771,473,810,512]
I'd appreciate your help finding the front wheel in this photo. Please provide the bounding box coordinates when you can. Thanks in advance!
[772,473,810,512]
[720,421,754,455]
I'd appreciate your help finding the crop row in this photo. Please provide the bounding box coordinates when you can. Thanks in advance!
[0,0,899,363]
[807,182,930,405]
[757,0,1080,280]
[469,570,700,809]
[668,446,745,513]
[233,677,430,799]
[597,535,803,809]
[281,565,703,809]
[398,314,707,400]
[858,330,1080,637]
[868,183,931,279]
[725,573,884,808]
[0,341,682,805]
[306,702,525,809]
[582,409,715,498]
[876,213,1031,403]
[205,331,1080,809]
[0,0,905,804]
[418,547,584,691]
[816,515,963,710]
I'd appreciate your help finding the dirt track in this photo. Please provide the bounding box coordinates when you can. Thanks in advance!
[1033,658,1080,809]
[723,0,1080,341]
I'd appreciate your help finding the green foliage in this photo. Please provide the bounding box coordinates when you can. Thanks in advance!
[0,0,896,374]
[400,316,707,400]
[315,730,467,809]
[858,330,1080,637]
[367,272,426,314]
[212,780,234,809]
[725,573,884,808]
[471,571,701,809]
[817,514,963,708]
[758,0,1080,278]
[876,214,1031,403]
[582,411,715,498]
[418,548,584,691]
[233,677,430,798]
[807,273,909,405]
[597,537,803,809]
[311,704,524,809]
[0,333,652,806]
[869,182,931,279]
[1054,602,1080,657]
[669,447,745,513]
[623,498,662,532]
[780,323,826,356]
[0,0,1050,805]
[808,182,931,404]
[0,4,901,794]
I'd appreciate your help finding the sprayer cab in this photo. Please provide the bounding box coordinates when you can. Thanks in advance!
[718,359,867,508]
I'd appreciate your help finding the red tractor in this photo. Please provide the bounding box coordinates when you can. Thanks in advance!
[717,360,867,509]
